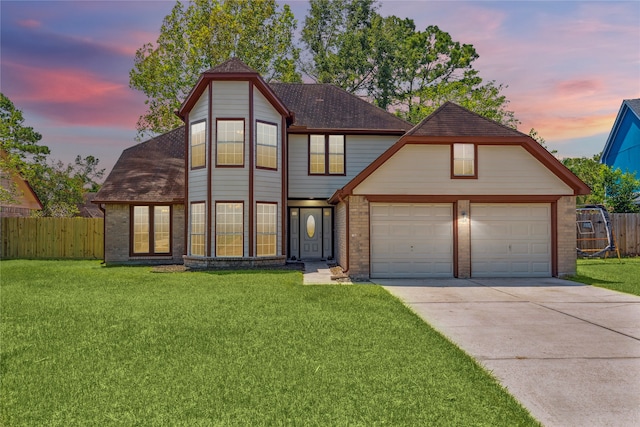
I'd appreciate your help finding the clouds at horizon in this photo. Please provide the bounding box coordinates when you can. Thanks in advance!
[1,0,639,172]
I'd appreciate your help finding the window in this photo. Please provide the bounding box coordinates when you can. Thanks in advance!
[191,121,206,169]
[217,119,244,166]
[256,121,277,169]
[216,202,243,257]
[452,143,476,178]
[190,202,205,256]
[309,134,345,175]
[131,205,171,255]
[309,135,325,174]
[257,203,277,256]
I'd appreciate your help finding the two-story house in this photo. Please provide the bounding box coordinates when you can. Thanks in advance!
[94,58,589,279]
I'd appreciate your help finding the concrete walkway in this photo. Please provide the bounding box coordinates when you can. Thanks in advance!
[377,277,640,427]
[302,261,344,284]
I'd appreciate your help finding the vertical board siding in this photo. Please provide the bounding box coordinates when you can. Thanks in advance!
[576,213,639,257]
[1,217,104,259]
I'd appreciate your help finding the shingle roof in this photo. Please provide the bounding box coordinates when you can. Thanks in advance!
[93,127,185,203]
[624,98,640,116]
[269,83,412,132]
[205,57,259,74]
[406,102,527,137]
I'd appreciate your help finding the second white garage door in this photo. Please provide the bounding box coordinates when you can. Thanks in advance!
[471,203,551,277]
[370,203,453,278]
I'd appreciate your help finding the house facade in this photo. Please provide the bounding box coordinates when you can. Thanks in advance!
[0,157,42,217]
[601,98,640,176]
[94,58,589,278]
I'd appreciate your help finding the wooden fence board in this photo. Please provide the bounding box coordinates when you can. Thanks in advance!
[1,217,103,259]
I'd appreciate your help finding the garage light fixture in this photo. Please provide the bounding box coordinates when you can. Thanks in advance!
[460,211,468,223]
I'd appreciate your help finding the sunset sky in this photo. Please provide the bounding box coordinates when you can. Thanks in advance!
[2,0,639,174]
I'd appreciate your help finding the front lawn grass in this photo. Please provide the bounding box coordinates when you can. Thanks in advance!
[1,260,538,426]
[570,257,640,296]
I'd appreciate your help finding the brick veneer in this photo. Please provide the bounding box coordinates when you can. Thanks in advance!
[556,195,578,277]
[346,195,370,279]
[104,204,185,265]
[457,200,471,278]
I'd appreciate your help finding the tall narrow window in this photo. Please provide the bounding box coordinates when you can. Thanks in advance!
[309,135,325,174]
[190,202,205,256]
[257,203,277,256]
[131,205,172,255]
[328,135,345,174]
[217,119,244,166]
[256,121,277,169]
[216,202,243,257]
[453,143,476,177]
[133,206,149,254]
[191,121,206,169]
[154,206,170,253]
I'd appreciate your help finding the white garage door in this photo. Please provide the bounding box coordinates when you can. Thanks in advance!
[370,203,453,278]
[471,203,551,277]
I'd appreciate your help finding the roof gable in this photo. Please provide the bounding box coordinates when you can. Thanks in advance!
[330,102,590,202]
[269,83,412,133]
[601,98,640,173]
[406,102,527,137]
[94,127,185,203]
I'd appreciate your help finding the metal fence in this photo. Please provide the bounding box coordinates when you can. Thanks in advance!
[1,217,103,259]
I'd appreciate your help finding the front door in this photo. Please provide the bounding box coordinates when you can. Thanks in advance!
[300,208,322,259]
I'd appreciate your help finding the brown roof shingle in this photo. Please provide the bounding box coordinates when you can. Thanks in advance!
[93,127,185,203]
[407,102,527,137]
[270,83,412,132]
[205,57,259,75]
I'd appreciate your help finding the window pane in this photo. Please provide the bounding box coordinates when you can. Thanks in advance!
[329,135,345,174]
[191,203,205,256]
[310,135,325,174]
[216,203,243,257]
[191,121,206,168]
[257,122,277,169]
[257,203,277,256]
[217,120,244,165]
[133,206,149,254]
[154,206,170,253]
[453,143,475,176]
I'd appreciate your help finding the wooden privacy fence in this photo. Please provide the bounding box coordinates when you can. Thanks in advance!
[1,217,104,259]
[609,213,640,257]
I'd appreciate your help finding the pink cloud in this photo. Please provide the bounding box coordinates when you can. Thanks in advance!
[17,19,41,28]
[554,79,605,98]
[3,62,146,129]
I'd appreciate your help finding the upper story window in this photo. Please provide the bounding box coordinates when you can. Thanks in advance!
[190,121,206,169]
[256,121,277,170]
[131,205,171,256]
[309,134,345,175]
[217,119,244,166]
[452,143,476,178]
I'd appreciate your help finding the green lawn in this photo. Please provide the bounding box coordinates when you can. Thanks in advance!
[570,257,640,296]
[1,260,538,426]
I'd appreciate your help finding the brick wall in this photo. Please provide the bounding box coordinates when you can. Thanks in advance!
[557,196,577,277]
[334,201,347,270]
[104,203,185,265]
[347,195,370,278]
[457,200,471,278]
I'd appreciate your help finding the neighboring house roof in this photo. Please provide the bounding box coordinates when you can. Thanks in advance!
[329,102,590,203]
[78,192,104,218]
[269,83,412,134]
[93,127,185,204]
[0,150,42,211]
[601,98,640,175]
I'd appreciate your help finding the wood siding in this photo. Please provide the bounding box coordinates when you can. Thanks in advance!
[354,145,574,196]
[288,134,400,199]
[1,217,103,259]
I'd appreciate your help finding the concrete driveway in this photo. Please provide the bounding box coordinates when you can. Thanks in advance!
[377,277,640,427]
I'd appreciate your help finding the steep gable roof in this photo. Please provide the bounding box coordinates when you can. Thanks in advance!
[93,127,185,203]
[601,98,640,170]
[269,83,412,133]
[406,102,527,137]
[330,102,590,202]
[205,57,259,74]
